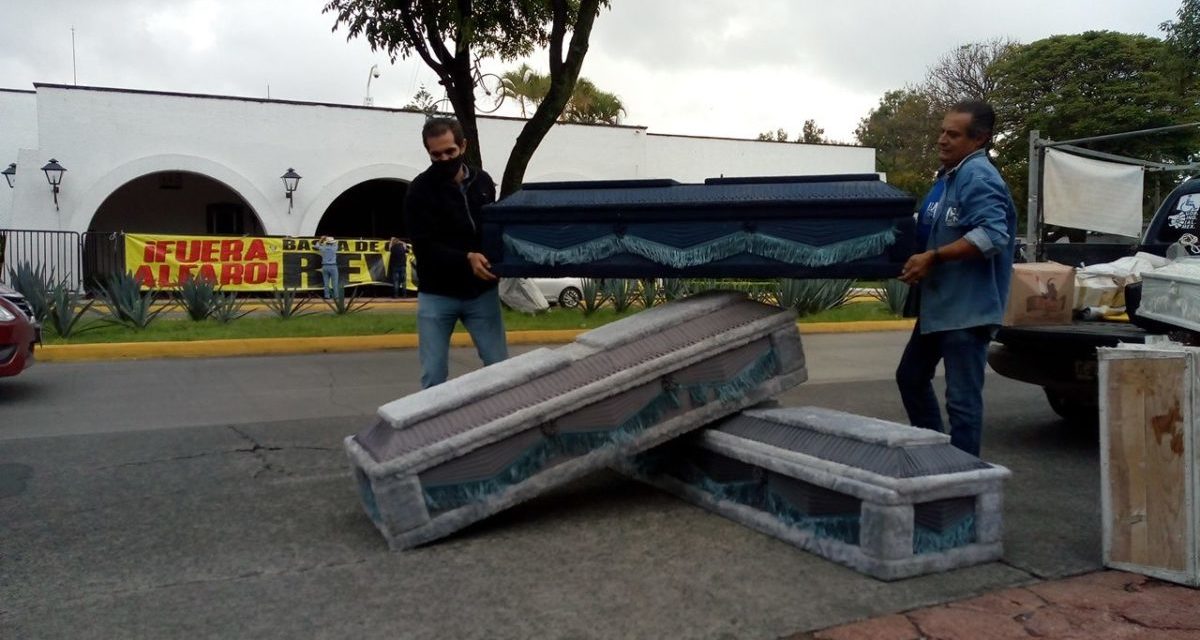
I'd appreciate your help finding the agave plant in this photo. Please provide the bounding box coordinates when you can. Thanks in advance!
[95,270,170,330]
[579,278,607,316]
[869,279,911,316]
[604,278,636,313]
[210,290,251,324]
[660,278,689,301]
[323,286,370,315]
[264,287,318,319]
[7,261,55,324]
[45,281,98,338]
[775,278,855,317]
[637,278,659,308]
[176,275,219,321]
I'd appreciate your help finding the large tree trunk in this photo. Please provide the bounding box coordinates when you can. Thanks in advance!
[445,46,483,169]
[499,0,602,197]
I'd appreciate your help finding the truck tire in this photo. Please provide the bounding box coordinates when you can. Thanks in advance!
[1044,387,1098,428]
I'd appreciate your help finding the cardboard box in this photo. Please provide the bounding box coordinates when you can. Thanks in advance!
[1003,262,1075,326]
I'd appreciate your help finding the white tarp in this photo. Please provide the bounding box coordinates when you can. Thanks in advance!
[1044,148,1143,238]
[499,277,550,313]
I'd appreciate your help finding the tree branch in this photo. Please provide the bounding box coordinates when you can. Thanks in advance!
[548,0,568,75]
[397,3,444,75]
[502,0,602,195]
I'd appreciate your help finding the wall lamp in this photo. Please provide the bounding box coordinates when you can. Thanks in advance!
[1,163,14,189]
[281,168,301,212]
[42,159,66,210]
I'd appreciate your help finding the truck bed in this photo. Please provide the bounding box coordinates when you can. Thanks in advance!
[995,321,1148,352]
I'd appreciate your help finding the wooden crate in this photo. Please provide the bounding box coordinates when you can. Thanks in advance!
[1099,344,1199,586]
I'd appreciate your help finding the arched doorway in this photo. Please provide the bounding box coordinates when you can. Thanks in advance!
[314,179,408,240]
[85,171,263,287]
[89,171,263,235]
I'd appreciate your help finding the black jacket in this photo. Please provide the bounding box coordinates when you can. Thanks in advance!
[403,165,498,299]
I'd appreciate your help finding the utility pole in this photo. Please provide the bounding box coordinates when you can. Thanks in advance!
[71,26,77,85]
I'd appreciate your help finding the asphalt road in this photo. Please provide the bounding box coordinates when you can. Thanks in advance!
[0,332,1101,639]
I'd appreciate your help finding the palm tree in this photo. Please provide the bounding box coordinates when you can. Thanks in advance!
[500,64,624,125]
[500,64,550,117]
[563,78,626,125]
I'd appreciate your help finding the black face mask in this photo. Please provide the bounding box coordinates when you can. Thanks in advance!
[430,156,464,181]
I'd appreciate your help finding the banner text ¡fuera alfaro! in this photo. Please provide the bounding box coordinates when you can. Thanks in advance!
[125,233,391,291]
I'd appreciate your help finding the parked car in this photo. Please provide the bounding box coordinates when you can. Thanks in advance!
[529,277,584,308]
[0,284,39,378]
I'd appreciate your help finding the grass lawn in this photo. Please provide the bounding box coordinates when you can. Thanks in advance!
[40,301,901,344]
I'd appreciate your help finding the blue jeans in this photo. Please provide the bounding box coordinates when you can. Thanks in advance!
[417,288,509,388]
[321,264,339,299]
[895,324,992,456]
[390,269,408,297]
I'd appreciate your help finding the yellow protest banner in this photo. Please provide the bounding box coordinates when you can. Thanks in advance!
[124,233,393,291]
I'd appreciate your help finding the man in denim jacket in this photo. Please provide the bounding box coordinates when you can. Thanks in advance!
[896,100,1016,456]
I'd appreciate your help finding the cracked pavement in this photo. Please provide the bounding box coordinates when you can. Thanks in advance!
[1,335,1195,638]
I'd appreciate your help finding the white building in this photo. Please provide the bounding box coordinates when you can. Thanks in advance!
[0,83,877,282]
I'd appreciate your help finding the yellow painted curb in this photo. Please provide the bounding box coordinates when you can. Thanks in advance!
[37,321,915,362]
[798,319,915,334]
[38,334,420,362]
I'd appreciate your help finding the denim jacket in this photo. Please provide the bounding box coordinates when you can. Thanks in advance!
[918,149,1016,334]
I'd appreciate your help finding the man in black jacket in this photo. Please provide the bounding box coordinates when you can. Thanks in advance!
[404,118,508,388]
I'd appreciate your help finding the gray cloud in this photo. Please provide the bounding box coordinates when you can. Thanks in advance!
[0,0,1186,142]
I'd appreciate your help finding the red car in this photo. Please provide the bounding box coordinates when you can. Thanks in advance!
[0,284,39,377]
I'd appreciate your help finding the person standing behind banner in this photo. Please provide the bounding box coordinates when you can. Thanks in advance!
[404,117,508,388]
[317,235,340,299]
[895,99,1016,457]
[387,237,410,298]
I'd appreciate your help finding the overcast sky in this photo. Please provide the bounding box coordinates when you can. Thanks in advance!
[0,1,1185,142]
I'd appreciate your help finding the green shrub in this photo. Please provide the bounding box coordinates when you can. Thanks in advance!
[604,278,636,313]
[7,261,55,323]
[869,279,911,316]
[660,278,689,301]
[264,287,319,319]
[638,278,659,308]
[95,271,170,330]
[579,278,607,316]
[681,279,776,304]
[323,287,369,316]
[211,290,251,324]
[46,282,98,338]
[176,276,219,321]
[775,279,854,316]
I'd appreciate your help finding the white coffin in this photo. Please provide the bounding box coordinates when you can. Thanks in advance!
[1139,259,1200,333]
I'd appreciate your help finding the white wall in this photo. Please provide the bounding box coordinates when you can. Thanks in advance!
[1,84,879,237]
[0,89,38,228]
[643,134,875,183]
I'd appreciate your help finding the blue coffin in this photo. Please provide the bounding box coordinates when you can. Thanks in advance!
[482,174,917,279]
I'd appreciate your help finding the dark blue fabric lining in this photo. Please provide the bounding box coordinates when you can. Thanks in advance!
[491,179,912,210]
[504,219,896,250]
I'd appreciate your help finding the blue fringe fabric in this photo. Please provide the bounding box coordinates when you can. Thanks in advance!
[686,350,779,407]
[765,491,862,546]
[503,228,898,269]
[663,462,861,546]
[913,514,977,554]
[421,349,780,513]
